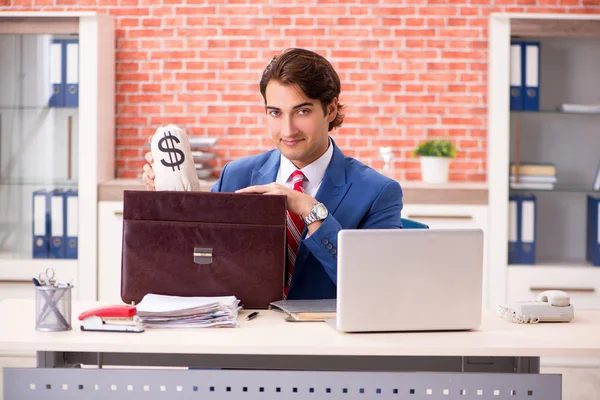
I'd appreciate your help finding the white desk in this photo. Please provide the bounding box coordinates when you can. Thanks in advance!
[2,299,600,358]
[2,299,600,364]
[3,299,600,399]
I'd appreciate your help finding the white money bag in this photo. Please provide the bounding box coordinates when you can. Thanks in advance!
[151,124,201,191]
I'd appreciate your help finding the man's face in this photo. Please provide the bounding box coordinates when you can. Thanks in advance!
[265,80,336,169]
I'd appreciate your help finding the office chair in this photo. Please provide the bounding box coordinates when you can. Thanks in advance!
[400,217,429,229]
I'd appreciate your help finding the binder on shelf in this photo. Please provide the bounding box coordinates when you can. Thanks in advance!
[587,196,600,267]
[523,42,540,112]
[32,190,50,258]
[510,41,524,111]
[519,194,537,264]
[508,195,520,264]
[49,189,65,259]
[49,39,64,107]
[64,39,79,108]
[64,189,79,259]
[593,161,600,191]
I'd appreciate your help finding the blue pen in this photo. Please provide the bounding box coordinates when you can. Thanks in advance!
[33,278,70,329]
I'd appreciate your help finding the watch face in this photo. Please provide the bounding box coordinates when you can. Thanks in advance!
[315,203,328,219]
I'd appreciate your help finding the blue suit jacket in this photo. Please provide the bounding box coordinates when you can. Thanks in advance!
[212,139,403,300]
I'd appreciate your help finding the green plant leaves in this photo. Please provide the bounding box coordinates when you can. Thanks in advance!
[413,140,456,158]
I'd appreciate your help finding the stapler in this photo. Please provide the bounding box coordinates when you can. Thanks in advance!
[78,305,144,333]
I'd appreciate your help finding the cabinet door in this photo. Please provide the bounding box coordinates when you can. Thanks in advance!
[0,282,36,301]
[508,266,600,310]
[98,201,124,303]
[402,204,490,308]
[0,34,81,299]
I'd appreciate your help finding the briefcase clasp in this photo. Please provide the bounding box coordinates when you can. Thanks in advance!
[193,247,213,265]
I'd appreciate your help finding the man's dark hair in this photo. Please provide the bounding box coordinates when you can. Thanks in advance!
[259,48,345,132]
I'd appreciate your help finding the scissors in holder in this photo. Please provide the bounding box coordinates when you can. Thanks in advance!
[38,268,56,286]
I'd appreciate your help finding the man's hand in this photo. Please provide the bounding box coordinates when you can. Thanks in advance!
[141,135,155,191]
[236,183,324,234]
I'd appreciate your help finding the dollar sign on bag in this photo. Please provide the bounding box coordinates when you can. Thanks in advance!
[158,130,185,171]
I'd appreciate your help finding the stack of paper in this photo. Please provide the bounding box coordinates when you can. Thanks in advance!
[136,294,241,328]
[558,103,600,114]
[510,163,557,190]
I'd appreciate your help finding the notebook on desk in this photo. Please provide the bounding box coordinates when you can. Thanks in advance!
[332,229,484,333]
[270,299,336,322]
[120,190,287,309]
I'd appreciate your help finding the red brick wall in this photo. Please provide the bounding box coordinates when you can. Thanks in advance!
[2,1,599,181]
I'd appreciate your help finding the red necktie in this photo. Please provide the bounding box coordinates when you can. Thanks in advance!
[284,170,305,298]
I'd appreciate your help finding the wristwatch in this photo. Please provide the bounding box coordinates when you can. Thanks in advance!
[302,202,328,225]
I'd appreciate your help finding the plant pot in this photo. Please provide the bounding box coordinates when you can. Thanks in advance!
[420,156,450,184]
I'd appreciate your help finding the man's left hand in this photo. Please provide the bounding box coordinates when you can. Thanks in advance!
[236,183,317,218]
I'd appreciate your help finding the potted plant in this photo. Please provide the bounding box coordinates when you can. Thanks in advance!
[413,139,456,184]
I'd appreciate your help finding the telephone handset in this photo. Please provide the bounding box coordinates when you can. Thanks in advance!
[498,290,574,324]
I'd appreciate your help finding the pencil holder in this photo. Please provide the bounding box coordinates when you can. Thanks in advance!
[35,285,72,332]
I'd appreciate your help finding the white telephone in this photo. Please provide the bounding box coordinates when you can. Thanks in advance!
[498,290,574,324]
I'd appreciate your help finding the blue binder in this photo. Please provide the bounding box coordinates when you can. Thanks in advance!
[32,190,50,258]
[64,39,79,108]
[508,195,520,264]
[519,194,537,264]
[510,41,524,111]
[523,42,540,112]
[64,189,79,259]
[587,195,600,267]
[48,39,64,107]
[49,189,65,258]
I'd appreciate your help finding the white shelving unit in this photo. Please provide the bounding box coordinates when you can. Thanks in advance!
[0,12,114,301]
[488,13,600,310]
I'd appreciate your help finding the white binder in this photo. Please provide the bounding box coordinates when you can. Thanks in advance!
[50,190,65,258]
[524,42,540,111]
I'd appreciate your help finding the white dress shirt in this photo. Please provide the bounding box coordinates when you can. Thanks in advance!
[276,138,334,196]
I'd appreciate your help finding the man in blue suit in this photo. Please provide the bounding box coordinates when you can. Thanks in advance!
[142,48,403,300]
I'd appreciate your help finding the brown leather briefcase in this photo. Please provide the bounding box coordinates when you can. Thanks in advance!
[121,190,286,309]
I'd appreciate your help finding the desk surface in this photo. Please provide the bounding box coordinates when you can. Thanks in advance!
[1,299,599,357]
[98,179,488,204]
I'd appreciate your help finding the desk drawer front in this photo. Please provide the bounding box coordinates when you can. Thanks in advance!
[401,204,487,231]
[5,368,560,399]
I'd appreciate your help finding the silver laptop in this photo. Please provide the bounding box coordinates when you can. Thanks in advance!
[333,229,483,333]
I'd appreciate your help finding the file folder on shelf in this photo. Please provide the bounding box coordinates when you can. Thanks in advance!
[48,39,79,108]
[593,162,600,191]
[587,195,600,267]
[523,42,540,112]
[64,189,79,259]
[508,196,520,264]
[48,40,64,107]
[510,41,524,111]
[32,190,50,258]
[49,189,65,259]
[64,39,79,108]
[519,195,537,264]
